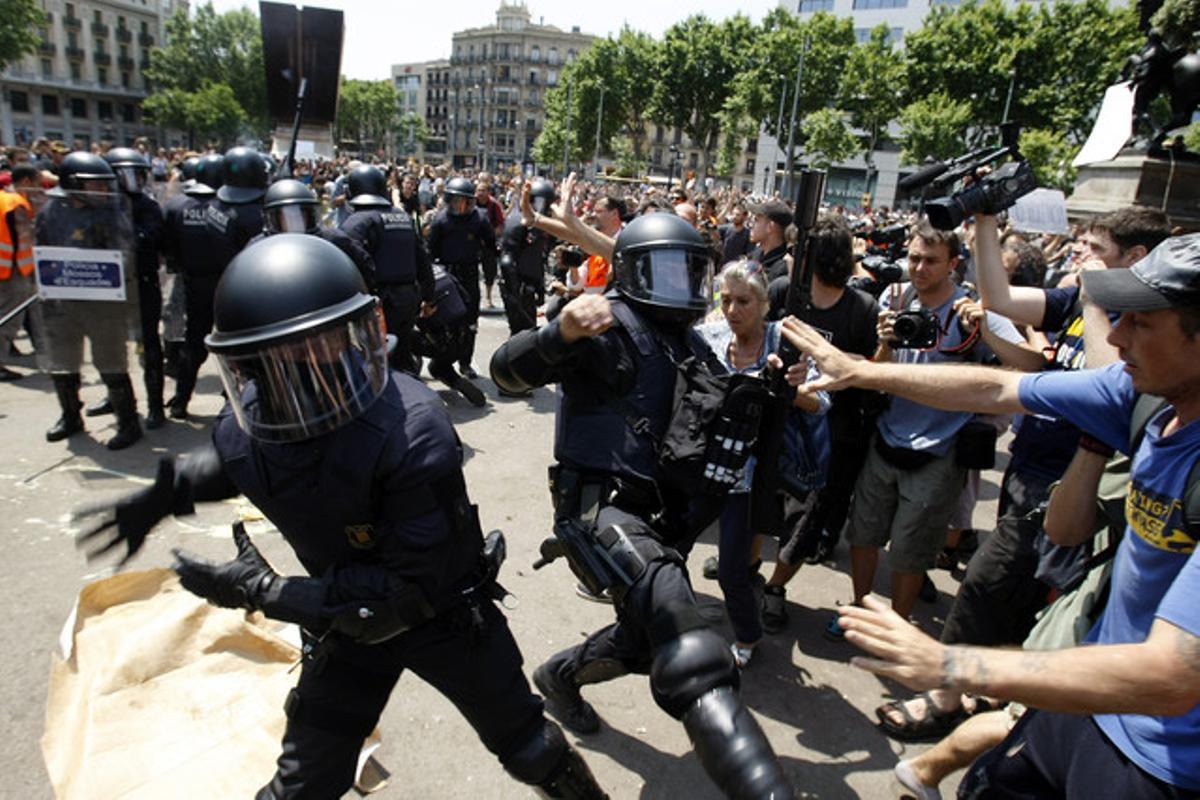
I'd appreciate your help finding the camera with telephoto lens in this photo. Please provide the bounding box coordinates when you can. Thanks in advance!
[923,122,1037,231]
[891,308,940,349]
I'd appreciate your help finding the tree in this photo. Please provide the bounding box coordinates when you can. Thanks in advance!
[146,2,268,139]
[649,13,757,180]
[143,82,246,148]
[838,25,905,172]
[395,113,429,157]
[335,79,399,154]
[0,0,45,73]
[896,91,972,165]
[1019,128,1079,192]
[801,109,859,170]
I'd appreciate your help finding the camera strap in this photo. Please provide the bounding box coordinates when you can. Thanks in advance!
[898,285,981,357]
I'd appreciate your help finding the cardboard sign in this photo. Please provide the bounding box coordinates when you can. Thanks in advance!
[1009,188,1071,235]
[34,246,125,301]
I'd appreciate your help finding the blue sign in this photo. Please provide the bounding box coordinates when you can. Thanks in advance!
[34,247,126,301]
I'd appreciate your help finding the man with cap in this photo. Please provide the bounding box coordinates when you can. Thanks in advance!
[778,232,1200,797]
[746,199,792,281]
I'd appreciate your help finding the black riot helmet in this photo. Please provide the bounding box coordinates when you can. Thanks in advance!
[529,178,556,215]
[104,147,150,194]
[180,156,201,182]
[206,234,389,442]
[218,146,268,204]
[56,151,117,193]
[196,153,226,190]
[613,212,713,324]
[346,165,390,209]
[263,179,320,234]
[444,176,476,217]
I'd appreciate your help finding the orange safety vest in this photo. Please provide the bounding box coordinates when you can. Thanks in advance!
[583,254,610,294]
[0,193,34,280]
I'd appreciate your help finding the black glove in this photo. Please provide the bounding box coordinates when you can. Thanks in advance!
[75,458,176,565]
[172,522,278,610]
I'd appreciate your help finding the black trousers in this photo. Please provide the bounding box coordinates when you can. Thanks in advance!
[264,600,546,799]
[788,424,873,559]
[500,266,539,336]
[136,272,163,374]
[446,262,480,366]
[378,282,419,373]
[961,710,1200,799]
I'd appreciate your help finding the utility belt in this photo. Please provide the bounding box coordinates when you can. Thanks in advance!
[534,465,681,602]
[874,434,940,471]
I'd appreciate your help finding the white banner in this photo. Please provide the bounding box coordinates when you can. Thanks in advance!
[34,246,126,301]
[1009,188,1071,235]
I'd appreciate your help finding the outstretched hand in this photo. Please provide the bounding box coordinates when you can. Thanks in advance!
[172,522,277,610]
[550,172,579,225]
[779,316,866,394]
[838,595,948,691]
[74,458,176,566]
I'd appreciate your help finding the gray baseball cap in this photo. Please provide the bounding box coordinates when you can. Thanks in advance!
[1082,233,1200,311]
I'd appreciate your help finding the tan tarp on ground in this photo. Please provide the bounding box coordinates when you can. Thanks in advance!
[41,569,385,799]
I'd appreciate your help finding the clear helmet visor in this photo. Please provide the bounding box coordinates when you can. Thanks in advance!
[624,248,712,312]
[212,307,390,442]
[448,195,475,216]
[531,196,550,214]
[115,167,146,193]
[267,204,317,234]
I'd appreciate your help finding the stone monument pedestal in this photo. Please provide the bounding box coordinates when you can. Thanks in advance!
[1066,148,1200,231]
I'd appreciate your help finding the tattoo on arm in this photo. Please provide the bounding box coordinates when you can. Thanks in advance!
[941,646,990,691]
[1176,628,1200,676]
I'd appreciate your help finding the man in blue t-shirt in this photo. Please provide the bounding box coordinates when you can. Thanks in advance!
[780,232,1200,795]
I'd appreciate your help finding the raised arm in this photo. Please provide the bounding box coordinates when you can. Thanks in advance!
[974,215,1049,327]
[522,173,615,263]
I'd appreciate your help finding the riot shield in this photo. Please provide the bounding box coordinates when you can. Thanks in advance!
[31,189,138,372]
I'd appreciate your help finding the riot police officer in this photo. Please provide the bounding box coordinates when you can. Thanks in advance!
[160,157,217,380]
[76,235,607,800]
[490,213,795,799]
[177,155,202,192]
[340,165,434,375]
[167,147,265,419]
[37,152,143,449]
[254,178,374,288]
[426,176,495,377]
[499,178,555,336]
[95,147,166,428]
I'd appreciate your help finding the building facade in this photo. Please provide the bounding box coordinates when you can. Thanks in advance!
[1,0,187,149]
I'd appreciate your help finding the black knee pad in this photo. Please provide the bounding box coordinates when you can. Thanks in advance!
[649,628,738,719]
[503,719,568,785]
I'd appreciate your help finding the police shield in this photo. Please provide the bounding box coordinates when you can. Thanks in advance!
[31,189,138,372]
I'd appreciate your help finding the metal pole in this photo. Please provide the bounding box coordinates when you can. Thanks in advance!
[773,75,787,194]
[563,74,573,178]
[783,38,808,198]
[1001,70,1016,124]
[593,83,605,179]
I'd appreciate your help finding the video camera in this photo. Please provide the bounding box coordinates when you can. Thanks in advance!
[905,123,1037,231]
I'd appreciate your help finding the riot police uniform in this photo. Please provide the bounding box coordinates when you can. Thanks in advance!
[499,179,555,336]
[425,177,495,375]
[159,163,216,380]
[103,148,166,428]
[339,165,434,375]
[490,214,795,799]
[168,147,265,419]
[77,235,607,800]
[37,152,143,450]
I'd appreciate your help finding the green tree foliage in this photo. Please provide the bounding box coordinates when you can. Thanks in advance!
[335,79,399,154]
[1152,0,1200,46]
[802,109,860,170]
[143,82,246,148]
[1019,128,1079,192]
[896,91,972,164]
[0,0,45,73]
[146,2,267,139]
[838,25,905,169]
[532,73,580,168]
[649,14,757,179]
[395,113,429,157]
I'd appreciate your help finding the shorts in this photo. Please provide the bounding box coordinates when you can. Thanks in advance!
[845,435,966,573]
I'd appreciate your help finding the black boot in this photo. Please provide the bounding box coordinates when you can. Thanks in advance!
[534,744,608,799]
[163,340,182,379]
[46,373,84,442]
[85,396,114,417]
[533,655,601,735]
[682,687,794,799]
[169,354,198,420]
[144,365,166,429]
[102,373,143,450]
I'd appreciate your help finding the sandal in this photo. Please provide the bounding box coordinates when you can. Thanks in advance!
[875,691,968,742]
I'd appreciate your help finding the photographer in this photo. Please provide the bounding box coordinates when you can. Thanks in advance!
[825,221,1030,642]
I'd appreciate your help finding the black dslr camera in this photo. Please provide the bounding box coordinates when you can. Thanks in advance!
[891,308,940,349]
[914,123,1037,231]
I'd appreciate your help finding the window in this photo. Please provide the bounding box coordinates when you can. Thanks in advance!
[41,58,52,77]
[528,70,538,85]
[68,31,78,48]
[797,0,835,10]
[98,67,107,84]
[121,71,130,87]
[548,47,558,65]
[98,100,112,119]
[93,9,101,22]
[855,27,903,43]
[530,45,540,62]
[655,126,664,144]
[547,70,557,86]
[851,0,906,8]
[10,91,29,112]
[688,152,698,168]
[747,138,757,153]
[122,103,135,122]
[746,158,756,174]
[70,97,87,116]
[70,61,81,79]
[42,95,60,115]
[66,2,75,17]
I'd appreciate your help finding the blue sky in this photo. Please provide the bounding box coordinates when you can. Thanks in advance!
[208,0,784,79]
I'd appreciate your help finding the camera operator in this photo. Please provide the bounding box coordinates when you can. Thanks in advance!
[825,221,1031,641]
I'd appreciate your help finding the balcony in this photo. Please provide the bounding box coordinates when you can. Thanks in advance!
[116,27,132,43]
[93,23,109,36]
[94,51,111,65]
[66,46,85,60]
[138,32,154,46]
[118,55,134,70]
[38,40,56,55]
[64,15,82,30]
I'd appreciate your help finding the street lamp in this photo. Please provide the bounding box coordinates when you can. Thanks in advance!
[592,82,605,179]
[666,144,680,192]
